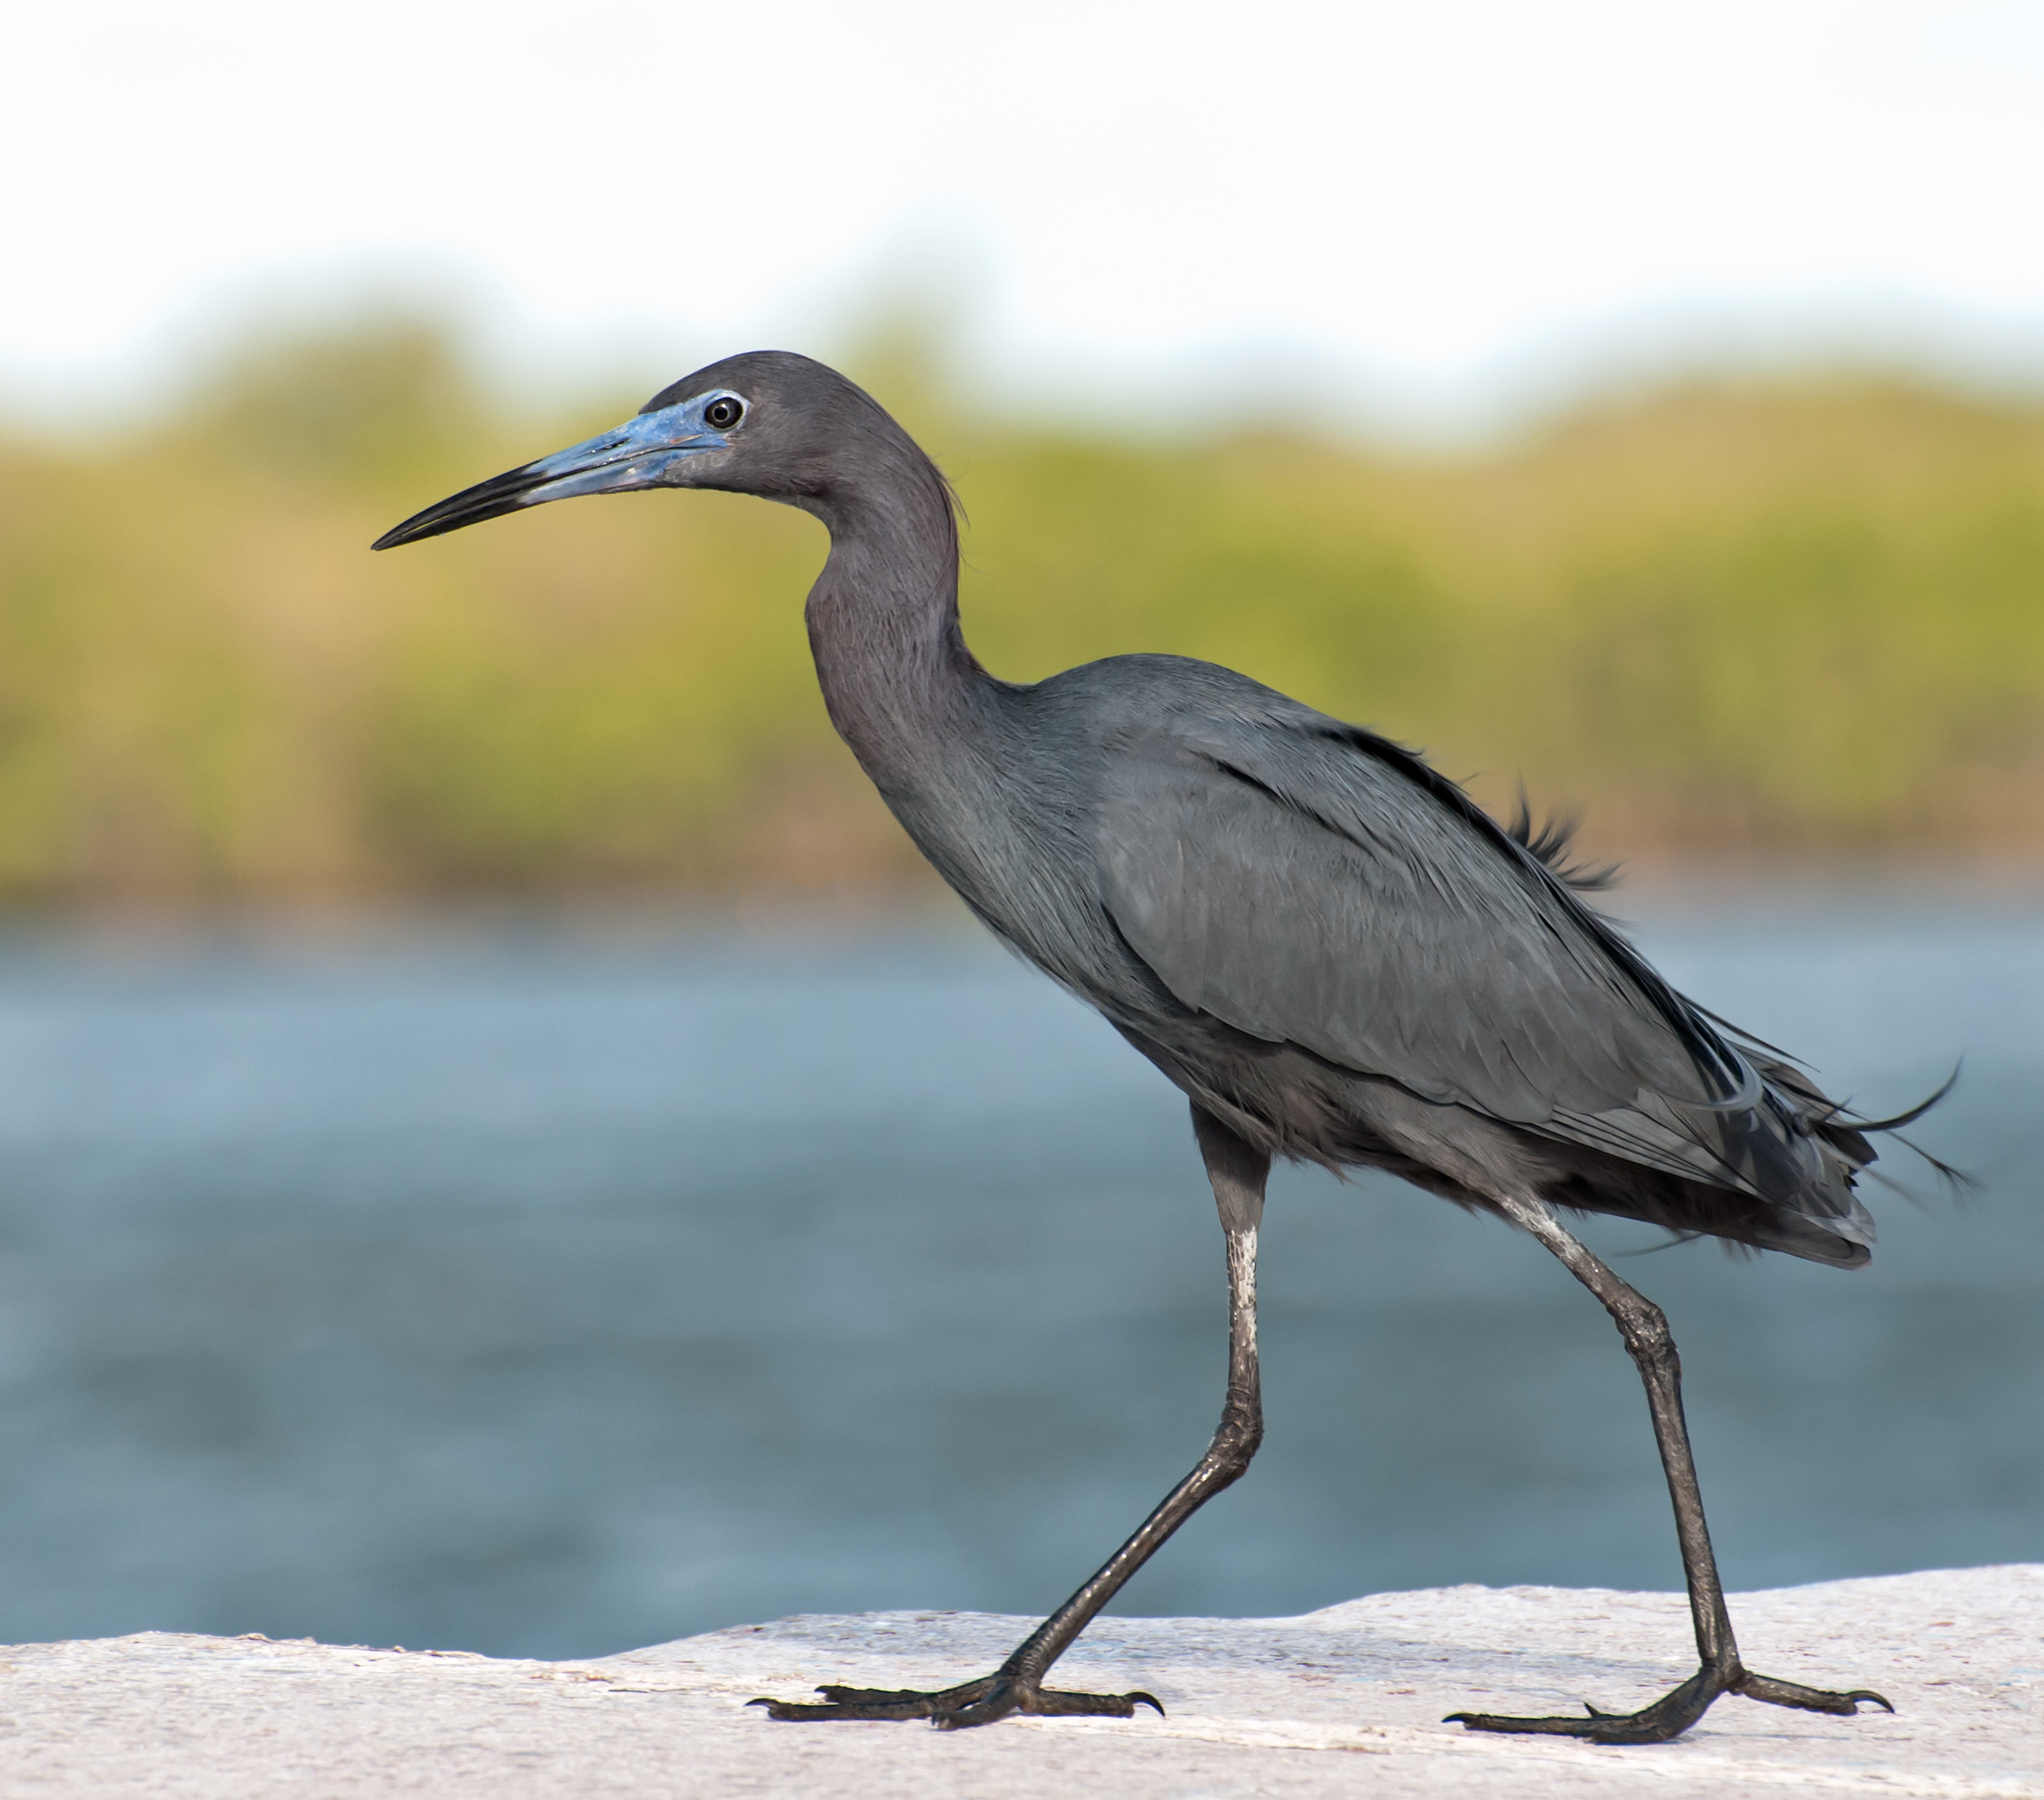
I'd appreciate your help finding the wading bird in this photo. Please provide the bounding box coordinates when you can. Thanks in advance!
[376,353,1926,1742]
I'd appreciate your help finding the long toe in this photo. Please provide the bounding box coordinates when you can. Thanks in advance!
[750,1695,938,1722]
[1032,1687,1165,1717]
[1448,1706,1659,1743]
[1449,1669,1721,1744]
[815,1680,994,1708]
[1736,1672,1895,1716]
[750,1676,994,1722]
[753,1671,1162,1728]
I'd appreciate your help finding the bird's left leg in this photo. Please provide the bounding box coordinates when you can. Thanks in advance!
[753,1103,1269,1728]
[1447,1192,1892,1745]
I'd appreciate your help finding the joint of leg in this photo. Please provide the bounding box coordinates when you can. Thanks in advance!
[1207,1414,1262,1477]
[1616,1300,1674,1366]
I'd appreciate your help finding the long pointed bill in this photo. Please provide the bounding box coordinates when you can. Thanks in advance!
[371,402,731,550]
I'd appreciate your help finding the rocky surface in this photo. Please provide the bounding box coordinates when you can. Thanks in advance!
[2,1566,2037,1796]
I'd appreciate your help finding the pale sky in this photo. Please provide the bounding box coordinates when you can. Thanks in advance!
[5,0,2042,432]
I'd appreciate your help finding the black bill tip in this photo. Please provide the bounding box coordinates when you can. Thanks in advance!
[372,464,548,551]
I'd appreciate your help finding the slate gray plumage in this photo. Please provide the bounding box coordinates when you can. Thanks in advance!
[377,350,1916,1742]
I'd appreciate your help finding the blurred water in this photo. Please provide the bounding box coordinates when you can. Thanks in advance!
[0,894,2033,1659]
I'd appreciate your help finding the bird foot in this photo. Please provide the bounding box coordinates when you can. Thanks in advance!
[749,1673,1164,1728]
[1448,1664,1892,1744]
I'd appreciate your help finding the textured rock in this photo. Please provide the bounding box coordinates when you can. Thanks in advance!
[1,1567,2038,1797]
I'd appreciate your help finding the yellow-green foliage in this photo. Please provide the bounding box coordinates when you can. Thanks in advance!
[0,320,2040,905]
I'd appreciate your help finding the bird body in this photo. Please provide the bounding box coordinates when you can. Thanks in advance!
[764,354,1881,1268]
[376,349,1918,1741]
[861,645,1877,1266]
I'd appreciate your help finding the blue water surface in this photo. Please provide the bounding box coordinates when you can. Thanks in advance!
[0,889,2033,1657]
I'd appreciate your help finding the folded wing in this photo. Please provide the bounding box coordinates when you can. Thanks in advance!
[1092,705,1872,1242]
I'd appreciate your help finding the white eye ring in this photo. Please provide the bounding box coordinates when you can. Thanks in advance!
[702,394,746,430]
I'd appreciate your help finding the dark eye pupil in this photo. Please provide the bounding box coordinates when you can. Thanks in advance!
[705,397,742,428]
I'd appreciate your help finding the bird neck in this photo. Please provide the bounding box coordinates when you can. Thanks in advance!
[801,448,985,792]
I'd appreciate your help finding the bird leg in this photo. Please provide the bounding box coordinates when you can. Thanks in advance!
[1446,1193,1893,1744]
[752,1106,1269,1728]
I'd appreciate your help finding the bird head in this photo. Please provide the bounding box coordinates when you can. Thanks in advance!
[371,350,874,550]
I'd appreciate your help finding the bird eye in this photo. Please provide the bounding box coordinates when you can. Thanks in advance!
[703,395,745,430]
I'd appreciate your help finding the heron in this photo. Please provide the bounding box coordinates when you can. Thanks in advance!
[374,351,1928,1742]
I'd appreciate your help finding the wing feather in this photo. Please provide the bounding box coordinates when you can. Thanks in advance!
[1091,707,1850,1215]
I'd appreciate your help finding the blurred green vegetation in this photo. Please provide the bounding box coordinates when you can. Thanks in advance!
[0,317,2040,907]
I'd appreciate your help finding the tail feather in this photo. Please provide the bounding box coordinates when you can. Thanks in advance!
[1740,1054,1970,1262]
[1497,792,1968,1262]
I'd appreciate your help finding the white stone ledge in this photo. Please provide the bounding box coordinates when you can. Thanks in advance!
[2,1567,2037,1797]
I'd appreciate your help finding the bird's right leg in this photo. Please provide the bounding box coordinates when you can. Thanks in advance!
[1448,1192,1892,1744]
[752,1103,1270,1728]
